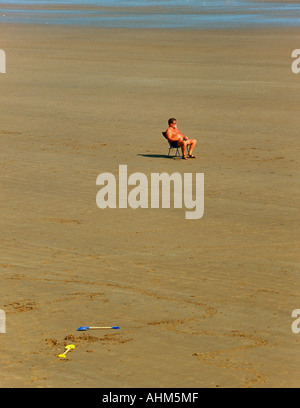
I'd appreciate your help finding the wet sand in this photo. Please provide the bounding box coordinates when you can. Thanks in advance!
[0,22,300,388]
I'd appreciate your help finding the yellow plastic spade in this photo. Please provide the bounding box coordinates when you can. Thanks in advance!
[58,344,75,358]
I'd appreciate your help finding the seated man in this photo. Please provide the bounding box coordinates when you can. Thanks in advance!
[166,118,197,159]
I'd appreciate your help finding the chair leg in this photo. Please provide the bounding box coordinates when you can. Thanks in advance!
[168,145,182,158]
[170,147,176,157]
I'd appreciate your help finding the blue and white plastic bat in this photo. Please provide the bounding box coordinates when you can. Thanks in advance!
[77,325,120,331]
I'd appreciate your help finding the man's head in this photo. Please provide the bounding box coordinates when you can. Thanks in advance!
[168,118,177,128]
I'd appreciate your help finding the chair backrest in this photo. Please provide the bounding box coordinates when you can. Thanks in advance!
[162,131,168,140]
[162,131,173,148]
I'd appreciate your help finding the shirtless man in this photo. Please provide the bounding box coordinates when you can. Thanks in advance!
[166,118,197,159]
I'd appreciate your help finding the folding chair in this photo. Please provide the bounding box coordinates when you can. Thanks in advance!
[162,131,189,158]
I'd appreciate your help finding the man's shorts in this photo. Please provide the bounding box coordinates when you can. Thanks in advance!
[170,141,179,148]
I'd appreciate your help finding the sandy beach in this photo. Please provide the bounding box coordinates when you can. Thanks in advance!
[0,18,300,388]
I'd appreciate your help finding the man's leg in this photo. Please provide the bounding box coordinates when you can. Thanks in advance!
[186,139,197,156]
[177,140,187,158]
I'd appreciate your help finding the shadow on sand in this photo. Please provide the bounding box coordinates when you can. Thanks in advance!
[138,154,179,159]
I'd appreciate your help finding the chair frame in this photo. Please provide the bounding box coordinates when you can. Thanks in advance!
[162,131,189,158]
